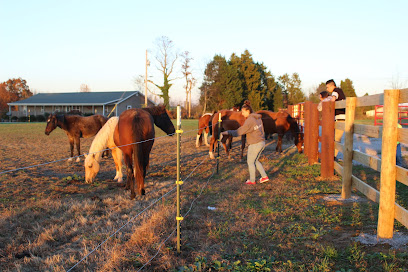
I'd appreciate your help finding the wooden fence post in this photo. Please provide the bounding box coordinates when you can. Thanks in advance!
[303,101,311,157]
[308,103,319,165]
[321,101,335,178]
[342,97,356,199]
[377,89,399,239]
[288,105,294,117]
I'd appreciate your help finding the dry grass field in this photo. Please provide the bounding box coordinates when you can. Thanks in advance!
[0,121,407,271]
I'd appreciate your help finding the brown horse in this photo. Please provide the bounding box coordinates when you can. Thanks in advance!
[45,113,108,161]
[257,110,303,153]
[114,105,175,199]
[209,110,246,160]
[196,113,213,147]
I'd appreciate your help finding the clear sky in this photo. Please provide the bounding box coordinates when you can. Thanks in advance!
[1,0,407,104]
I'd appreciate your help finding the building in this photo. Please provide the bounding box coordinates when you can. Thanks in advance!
[7,91,155,117]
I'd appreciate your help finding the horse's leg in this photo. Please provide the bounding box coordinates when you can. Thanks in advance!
[209,129,217,159]
[112,148,123,183]
[241,135,246,161]
[195,129,202,148]
[68,135,75,161]
[75,136,81,162]
[277,134,283,153]
[204,132,210,146]
[221,136,229,158]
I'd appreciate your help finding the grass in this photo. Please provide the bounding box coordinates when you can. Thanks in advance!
[1,121,408,271]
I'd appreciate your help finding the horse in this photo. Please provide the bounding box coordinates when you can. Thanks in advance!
[196,113,213,147]
[45,113,108,162]
[209,110,246,160]
[114,105,175,199]
[84,117,123,184]
[257,110,303,153]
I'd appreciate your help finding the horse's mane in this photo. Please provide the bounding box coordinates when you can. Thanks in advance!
[143,105,167,116]
[88,117,119,161]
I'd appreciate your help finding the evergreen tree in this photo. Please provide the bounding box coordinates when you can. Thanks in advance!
[340,78,357,97]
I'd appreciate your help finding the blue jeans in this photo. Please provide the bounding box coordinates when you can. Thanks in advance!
[397,143,403,166]
[247,141,267,182]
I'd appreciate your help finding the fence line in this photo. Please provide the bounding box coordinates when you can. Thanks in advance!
[298,88,408,239]
[0,125,212,176]
[137,161,216,271]
[66,153,210,271]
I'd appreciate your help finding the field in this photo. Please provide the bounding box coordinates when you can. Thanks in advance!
[1,121,408,271]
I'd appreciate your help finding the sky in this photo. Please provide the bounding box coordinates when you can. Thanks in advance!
[1,0,407,105]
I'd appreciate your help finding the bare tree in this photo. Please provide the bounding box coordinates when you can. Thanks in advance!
[149,36,179,108]
[181,51,195,116]
[390,72,408,89]
[80,84,91,92]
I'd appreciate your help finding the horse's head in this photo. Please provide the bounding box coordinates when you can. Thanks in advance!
[151,105,176,135]
[295,132,304,153]
[45,114,60,135]
[84,153,100,183]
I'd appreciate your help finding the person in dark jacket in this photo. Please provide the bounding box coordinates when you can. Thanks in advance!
[221,100,269,185]
[326,79,346,116]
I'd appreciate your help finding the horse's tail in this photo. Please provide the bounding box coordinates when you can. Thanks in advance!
[132,116,147,195]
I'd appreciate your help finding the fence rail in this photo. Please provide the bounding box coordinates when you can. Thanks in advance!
[297,88,408,239]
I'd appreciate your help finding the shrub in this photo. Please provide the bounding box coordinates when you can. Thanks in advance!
[36,115,46,122]
[18,116,29,122]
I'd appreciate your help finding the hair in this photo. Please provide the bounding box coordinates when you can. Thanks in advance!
[326,79,336,86]
[320,91,329,98]
[241,100,253,113]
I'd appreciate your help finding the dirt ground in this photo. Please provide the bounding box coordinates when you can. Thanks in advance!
[1,123,407,271]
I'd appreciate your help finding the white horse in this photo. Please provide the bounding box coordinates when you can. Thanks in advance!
[84,117,123,183]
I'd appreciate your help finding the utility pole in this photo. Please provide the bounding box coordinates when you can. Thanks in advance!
[145,50,149,107]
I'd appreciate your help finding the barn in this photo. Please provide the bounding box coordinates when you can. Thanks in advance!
[7,91,155,118]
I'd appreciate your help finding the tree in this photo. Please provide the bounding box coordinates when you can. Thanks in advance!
[278,73,305,106]
[308,82,326,103]
[340,78,356,97]
[150,36,179,108]
[0,78,33,117]
[230,50,264,111]
[181,51,194,117]
[199,55,244,112]
[80,84,91,92]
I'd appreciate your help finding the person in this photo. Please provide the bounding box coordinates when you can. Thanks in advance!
[317,91,332,112]
[397,123,403,166]
[326,79,346,117]
[221,100,269,185]
[326,79,346,158]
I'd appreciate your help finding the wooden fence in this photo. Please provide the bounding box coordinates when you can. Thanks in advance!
[290,89,408,239]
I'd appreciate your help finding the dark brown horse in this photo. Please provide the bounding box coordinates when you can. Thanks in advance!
[209,110,246,160]
[196,113,213,147]
[114,105,175,199]
[257,110,303,153]
[45,113,108,161]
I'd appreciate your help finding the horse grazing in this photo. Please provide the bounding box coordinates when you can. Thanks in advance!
[45,113,108,162]
[209,110,246,160]
[84,117,123,184]
[257,110,303,153]
[196,113,213,147]
[114,105,175,199]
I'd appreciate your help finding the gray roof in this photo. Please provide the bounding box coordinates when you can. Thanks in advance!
[8,91,147,106]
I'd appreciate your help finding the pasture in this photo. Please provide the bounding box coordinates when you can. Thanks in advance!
[0,121,408,271]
